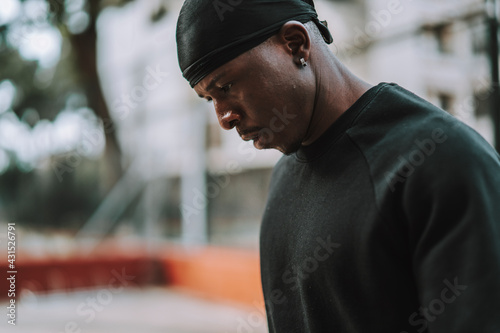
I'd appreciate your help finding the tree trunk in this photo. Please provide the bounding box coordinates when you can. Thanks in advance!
[67,4,123,190]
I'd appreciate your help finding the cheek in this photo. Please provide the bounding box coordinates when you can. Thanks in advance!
[239,68,298,124]
[240,87,276,119]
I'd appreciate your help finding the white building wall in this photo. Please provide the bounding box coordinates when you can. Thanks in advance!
[90,0,497,243]
[359,0,495,144]
[95,0,497,175]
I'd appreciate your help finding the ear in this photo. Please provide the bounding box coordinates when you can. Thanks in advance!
[276,21,311,68]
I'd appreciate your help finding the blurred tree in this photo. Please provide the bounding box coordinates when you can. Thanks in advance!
[0,0,171,229]
[0,0,138,186]
[46,0,138,187]
[0,0,143,229]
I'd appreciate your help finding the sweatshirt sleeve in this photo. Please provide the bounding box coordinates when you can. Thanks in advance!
[401,125,500,333]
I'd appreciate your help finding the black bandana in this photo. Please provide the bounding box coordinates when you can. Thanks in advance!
[176,0,333,87]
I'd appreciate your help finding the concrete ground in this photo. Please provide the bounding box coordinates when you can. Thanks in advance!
[0,287,269,333]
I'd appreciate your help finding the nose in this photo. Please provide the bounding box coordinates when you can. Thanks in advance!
[215,101,241,130]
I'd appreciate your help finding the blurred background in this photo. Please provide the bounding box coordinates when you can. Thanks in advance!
[0,0,498,332]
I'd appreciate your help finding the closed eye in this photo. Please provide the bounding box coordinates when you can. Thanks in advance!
[220,83,232,94]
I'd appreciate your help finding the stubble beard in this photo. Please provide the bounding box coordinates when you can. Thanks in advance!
[273,137,303,156]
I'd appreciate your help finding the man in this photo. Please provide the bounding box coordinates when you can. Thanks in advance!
[176,0,500,332]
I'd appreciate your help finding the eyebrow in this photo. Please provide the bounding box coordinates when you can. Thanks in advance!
[197,71,227,98]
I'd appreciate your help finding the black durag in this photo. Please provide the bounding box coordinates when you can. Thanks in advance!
[176,0,333,87]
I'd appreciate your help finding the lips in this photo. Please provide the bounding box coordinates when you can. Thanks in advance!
[241,133,260,141]
[238,127,261,141]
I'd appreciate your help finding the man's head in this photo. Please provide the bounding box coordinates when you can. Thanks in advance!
[176,0,333,154]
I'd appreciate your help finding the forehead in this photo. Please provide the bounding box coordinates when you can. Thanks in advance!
[193,49,255,94]
[193,67,228,95]
[193,39,279,95]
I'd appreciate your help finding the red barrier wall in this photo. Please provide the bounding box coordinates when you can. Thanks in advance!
[1,244,263,308]
[160,246,263,306]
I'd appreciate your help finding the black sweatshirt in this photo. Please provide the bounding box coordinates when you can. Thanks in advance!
[260,83,500,333]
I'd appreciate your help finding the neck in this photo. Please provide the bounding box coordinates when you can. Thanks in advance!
[301,56,372,146]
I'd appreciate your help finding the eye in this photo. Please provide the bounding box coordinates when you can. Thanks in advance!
[220,83,232,94]
[206,97,213,103]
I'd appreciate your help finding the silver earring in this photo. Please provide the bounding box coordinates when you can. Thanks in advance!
[300,58,307,67]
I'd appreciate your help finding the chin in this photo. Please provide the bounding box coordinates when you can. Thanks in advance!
[257,136,302,155]
[280,147,300,156]
[275,141,302,155]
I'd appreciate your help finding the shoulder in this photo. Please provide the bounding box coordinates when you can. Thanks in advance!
[346,83,500,212]
[348,82,499,177]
